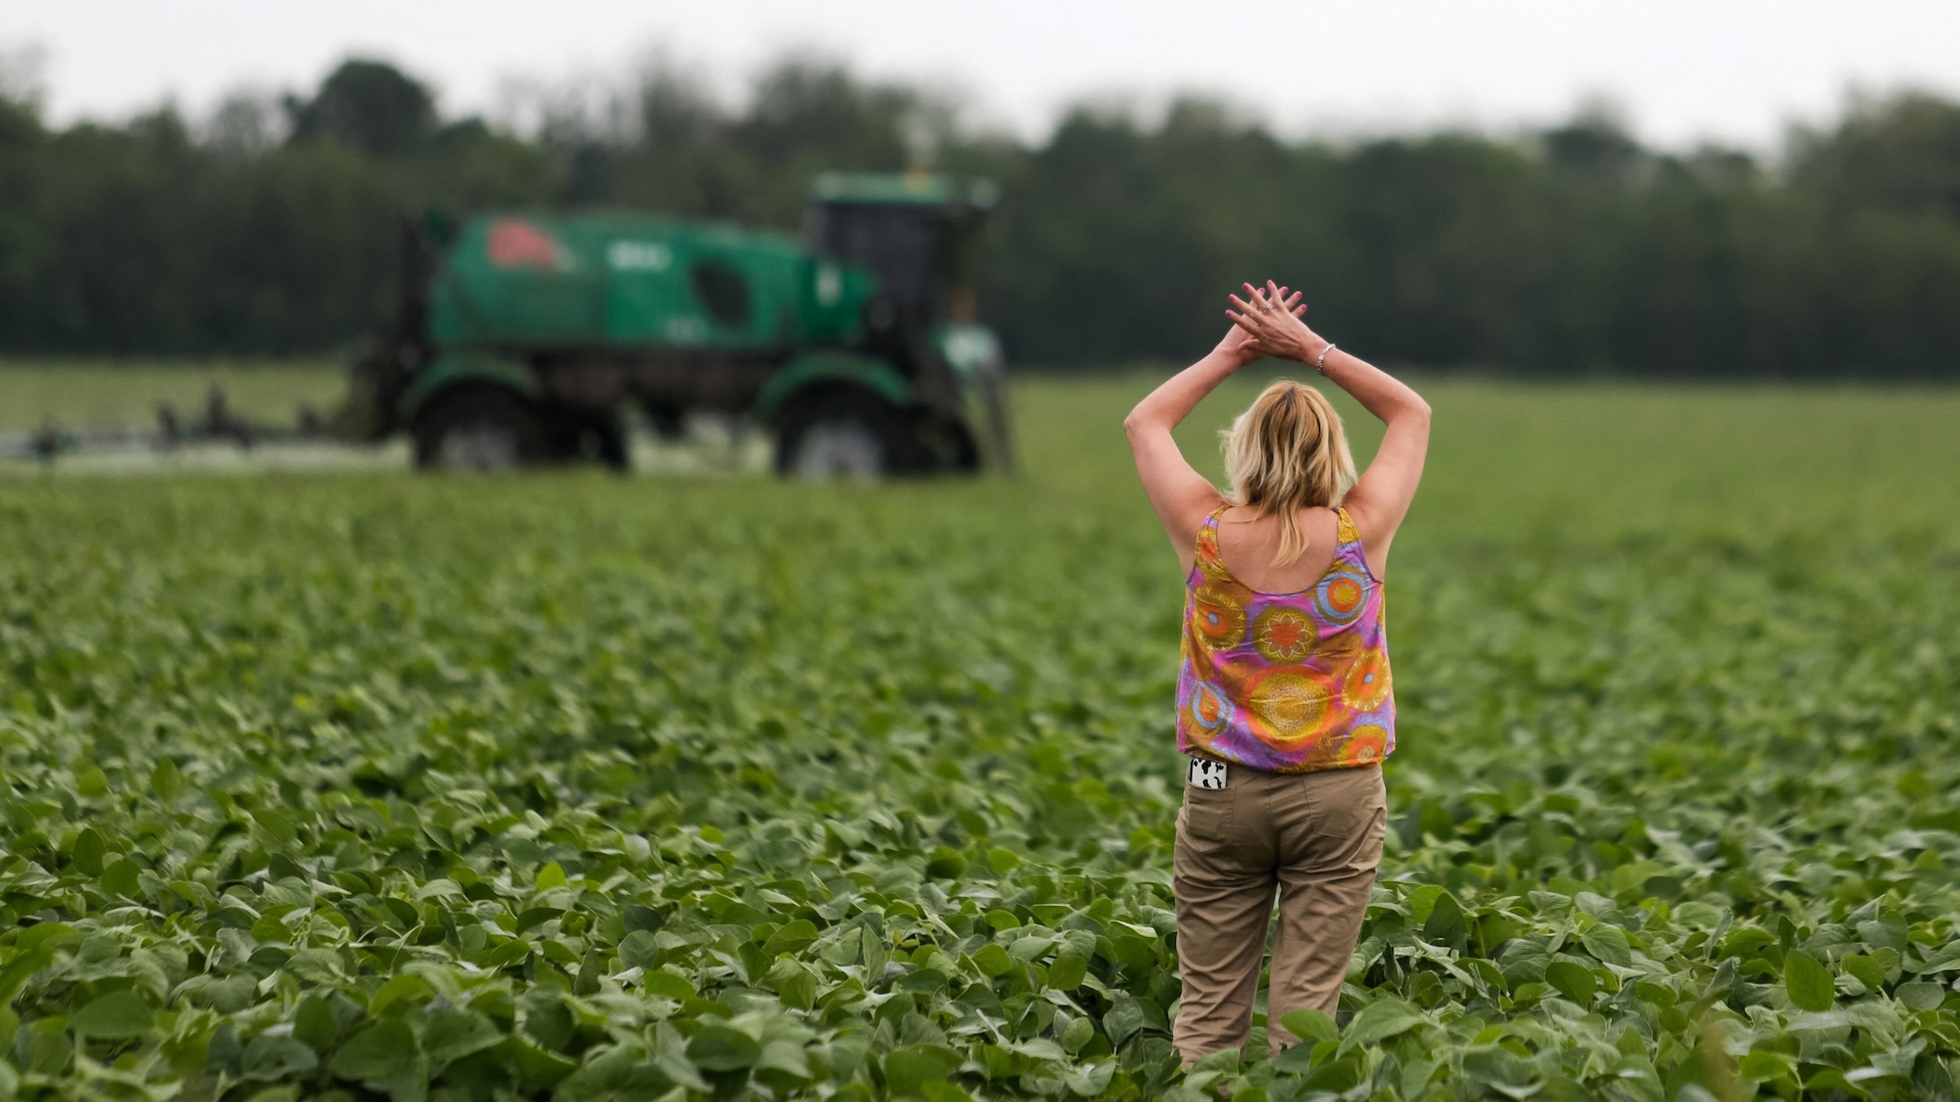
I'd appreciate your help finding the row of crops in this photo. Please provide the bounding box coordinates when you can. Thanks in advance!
[1,378,1958,1100]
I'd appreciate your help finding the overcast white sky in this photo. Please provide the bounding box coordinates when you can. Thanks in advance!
[6,1,1959,150]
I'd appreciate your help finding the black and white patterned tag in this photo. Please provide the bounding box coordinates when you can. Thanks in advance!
[1187,758,1228,790]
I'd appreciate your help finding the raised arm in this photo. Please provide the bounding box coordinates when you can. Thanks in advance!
[1227,282,1430,576]
[1125,290,1305,570]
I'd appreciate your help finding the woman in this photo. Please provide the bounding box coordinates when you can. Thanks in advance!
[1124,281,1431,1065]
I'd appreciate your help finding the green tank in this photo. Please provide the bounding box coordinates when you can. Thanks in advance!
[348,172,1011,477]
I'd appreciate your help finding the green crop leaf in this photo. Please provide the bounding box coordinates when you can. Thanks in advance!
[1804,1067,1875,1099]
[762,919,820,956]
[70,828,107,876]
[884,1044,962,1096]
[1544,960,1597,1006]
[293,995,340,1051]
[774,961,818,1009]
[514,905,559,933]
[368,972,431,1014]
[971,944,1014,977]
[1421,891,1468,950]
[645,970,695,1000]
[1898,981,1946,1011]
[511,1038,578,1092]
[68,991,154,1039]
[686,1024,761,1072]
[149,758,184,803]
[618,930,661,971]
[1841,953,1886,992]
[100,859,140,898]
[1048,953,1089,990]
[251,808,298,846]
[1498,941,1552,992]
[1739,1051,1796,1083]
[18,1018,71,1076]
[242,1034,319,1080]
[535,862,568,890]
[1460,1044,1536,1092]
[1274,1041,1327,1074]
[1578,925,1633,967]
[1103,995,1147,1044]
[1190,1048,1240,1076]
[926,846,968,878]
[1338,997,1423,1053]
[1279,1008,1339,1045]
[1064,1060,1115,1097]
[757,1038,813,1081]
[0,951,51,1005]
[1060,1015,1095,1054]
[18,923,78,954]
[425,1010,503,1069]
[328,1020,418,1081]
[1010,1038,1067,1062]
[1785,951,1836,1012]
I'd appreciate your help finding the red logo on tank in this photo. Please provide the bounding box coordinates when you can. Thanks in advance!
[486,219,563,269]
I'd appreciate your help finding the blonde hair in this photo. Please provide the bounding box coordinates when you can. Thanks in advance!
[1221,380,1359,566]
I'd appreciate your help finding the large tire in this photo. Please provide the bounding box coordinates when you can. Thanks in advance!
[589,415,630,473]
[549,410,631,473]
[773,389,918,481]
[412,387,549,471]
[915,416,982,474]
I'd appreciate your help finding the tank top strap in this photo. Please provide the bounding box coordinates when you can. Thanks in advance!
[1190,504,1231,580]
[1334,506,1361,546]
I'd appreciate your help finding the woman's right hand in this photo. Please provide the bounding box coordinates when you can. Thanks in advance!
[1209,320,1264,368]
[1227,281,1325,364]
[1212,284,1305,367]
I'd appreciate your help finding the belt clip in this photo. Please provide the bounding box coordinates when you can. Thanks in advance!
[1187,758,1228,790]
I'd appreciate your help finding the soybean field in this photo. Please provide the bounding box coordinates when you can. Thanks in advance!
[2,375,1958,1102]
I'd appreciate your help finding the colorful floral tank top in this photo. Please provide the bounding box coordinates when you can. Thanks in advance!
[1176,505,1394,773]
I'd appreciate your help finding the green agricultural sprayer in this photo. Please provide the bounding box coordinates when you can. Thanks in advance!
[346,172,1012,477]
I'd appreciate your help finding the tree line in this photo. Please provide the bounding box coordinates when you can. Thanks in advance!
[1,56,1958,376]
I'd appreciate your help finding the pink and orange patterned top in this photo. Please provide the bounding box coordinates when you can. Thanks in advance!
[1177,505,1394,773]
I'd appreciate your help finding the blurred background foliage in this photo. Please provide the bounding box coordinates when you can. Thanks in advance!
[2,54,1959,376]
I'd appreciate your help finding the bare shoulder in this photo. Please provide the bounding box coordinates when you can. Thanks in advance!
[1170,490,1230,572]
[1338,491,1390,542]
[1337,491,1401,578]
[1178,490,1230,543]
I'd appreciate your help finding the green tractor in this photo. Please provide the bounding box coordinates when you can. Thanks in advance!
[347,173,1011,477]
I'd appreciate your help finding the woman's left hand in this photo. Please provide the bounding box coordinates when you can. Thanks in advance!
[1226,281,1321,363]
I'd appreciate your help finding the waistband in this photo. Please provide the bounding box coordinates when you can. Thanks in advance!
[1185,753,1381,788]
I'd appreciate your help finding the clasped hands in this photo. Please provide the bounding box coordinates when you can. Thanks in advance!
[1216,280,1328,367]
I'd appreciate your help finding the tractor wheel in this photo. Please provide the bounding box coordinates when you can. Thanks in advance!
[916,416,982,474]
[589,416,630,472]
[549,410,631,473]
[412,387,549,471]
[774,390,917,481]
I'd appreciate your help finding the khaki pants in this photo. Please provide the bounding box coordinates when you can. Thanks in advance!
[1172,763,1386,1065]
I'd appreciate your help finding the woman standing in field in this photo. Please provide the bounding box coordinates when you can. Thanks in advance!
[1124,281,1431,1065]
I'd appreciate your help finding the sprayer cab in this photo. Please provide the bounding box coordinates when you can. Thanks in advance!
[807,172,999,330]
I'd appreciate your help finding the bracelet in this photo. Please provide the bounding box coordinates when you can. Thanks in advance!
[1314,343,1337,374]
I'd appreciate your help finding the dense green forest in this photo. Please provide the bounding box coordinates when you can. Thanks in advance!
[2,56,1958,375]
